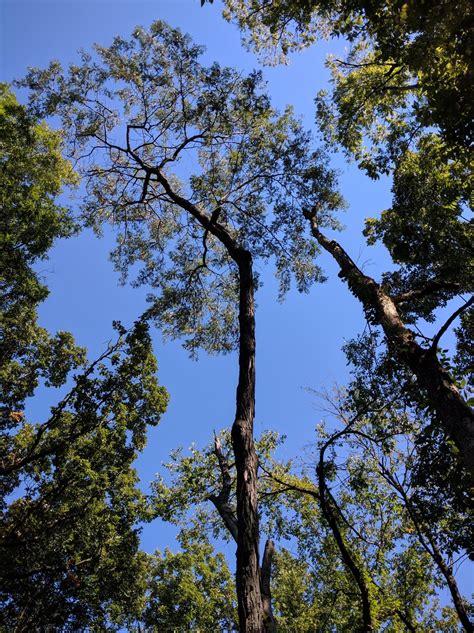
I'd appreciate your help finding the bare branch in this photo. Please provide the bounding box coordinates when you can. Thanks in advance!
[393,280,462,304]
[208,434,238,542]
[430,296,474,352]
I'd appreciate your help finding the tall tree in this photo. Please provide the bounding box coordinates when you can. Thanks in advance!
[0,86,169,631]
[21,22,342,630]
[206,0,474,478]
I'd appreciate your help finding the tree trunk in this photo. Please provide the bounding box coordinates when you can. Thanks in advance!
[261,539,277,633]
[151,169,268,630]
[304,211,474,478]
[231,250,265,632]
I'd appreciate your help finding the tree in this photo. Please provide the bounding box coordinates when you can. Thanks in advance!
[13,8,473,627]
[208,0,474,478]
[0,86,169,631]
[21,21,343,631]
[0,82,82,414]
[213,0,473,153]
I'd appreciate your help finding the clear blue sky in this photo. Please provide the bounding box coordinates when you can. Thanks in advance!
[3,0,455,585]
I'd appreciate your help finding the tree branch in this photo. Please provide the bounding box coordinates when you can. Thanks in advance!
[261,539,276,633]
[208,434,239,543]
[392,280,462,304]
[303,209,474,478]
[430,296,474,352]
[317,433,374,631]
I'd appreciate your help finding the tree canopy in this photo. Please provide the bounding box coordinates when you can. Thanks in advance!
[1,3,473,631]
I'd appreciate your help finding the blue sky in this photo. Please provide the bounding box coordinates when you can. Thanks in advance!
[4,1,468,602]
[0,0,406,549]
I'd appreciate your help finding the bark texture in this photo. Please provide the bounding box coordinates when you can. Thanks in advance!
[232,251,264,633]
[209,435,239,542]
[304,210,474,478]
[261,539,276,633]
[210,438,277,632]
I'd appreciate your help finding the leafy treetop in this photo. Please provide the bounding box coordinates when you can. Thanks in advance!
[21,20,343,356]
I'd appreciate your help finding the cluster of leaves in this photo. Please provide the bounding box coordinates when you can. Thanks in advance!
[0,83,83,412]
[139,527,238,631]
[0,87,169,631]
[343,331,474,558]
[4,7,472,628]
[217,0,473,322]
[218,0,473,151]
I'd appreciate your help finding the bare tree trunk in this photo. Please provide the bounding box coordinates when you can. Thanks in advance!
[210,433,276,632]
[261,539,277,633]
[304,211,474,478]
[232,251,265,632]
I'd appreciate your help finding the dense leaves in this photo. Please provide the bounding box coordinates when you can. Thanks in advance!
[150,417,471,630]
[0,84,83,412]
[140,528,238,631]
[217,0,473,152]
[0,89,168,631]
[3,5,473,628]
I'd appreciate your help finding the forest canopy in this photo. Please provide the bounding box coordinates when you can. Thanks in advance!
[1,2,473,632]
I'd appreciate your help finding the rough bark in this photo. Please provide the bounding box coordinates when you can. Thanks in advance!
[304,210,474,478]
[210,440,277,633]
[231,252,265,633]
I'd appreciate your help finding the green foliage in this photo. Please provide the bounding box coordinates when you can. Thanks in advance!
[343,332,474,559]
[0,87,169,631]
[219,0,473,152]
[21,21,343,356]
[214,1,473,504]
[151,423,467,630]
[1,321,169,631]
[141,527,238,631]
[0,84,83,411]
[217,0,473,324]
